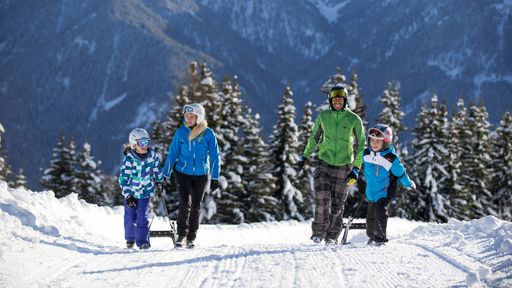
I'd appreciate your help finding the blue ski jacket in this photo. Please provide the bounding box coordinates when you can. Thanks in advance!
[362,146,414,202]
[163,124,220,180]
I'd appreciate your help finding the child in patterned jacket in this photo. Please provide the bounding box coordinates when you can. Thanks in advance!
[119,128,164,249]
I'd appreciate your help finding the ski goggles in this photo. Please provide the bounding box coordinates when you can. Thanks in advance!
[183,105,194,113]
[136,138,150,148]
[329,88,348,98]
[368,128,385,140]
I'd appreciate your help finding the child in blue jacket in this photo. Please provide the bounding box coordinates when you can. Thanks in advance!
[119,128,163,249]
[362,124,416,245]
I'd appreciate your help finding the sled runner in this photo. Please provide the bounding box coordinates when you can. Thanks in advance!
[149,195,177,245]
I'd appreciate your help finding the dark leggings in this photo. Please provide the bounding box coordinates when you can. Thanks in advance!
[366,197,391,242]
[176,171,208,241]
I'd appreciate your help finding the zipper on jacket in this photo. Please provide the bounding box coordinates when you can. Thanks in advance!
[335,112,339,164]
[193,141,196,172]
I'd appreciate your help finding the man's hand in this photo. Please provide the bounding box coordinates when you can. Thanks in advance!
[346,167,359,186]
[297,156,308,170]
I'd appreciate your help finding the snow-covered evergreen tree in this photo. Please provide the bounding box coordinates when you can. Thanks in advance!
[75,143,103,204]
[0,123,13,183]
[446,98,472,220]
[211,77,247,224]
[378,81,406,146]
[297,101,315,219]
[491,112,512,221]
[349,72,367,124]
[461,104,494,218]
[40,134,77,198]
[268,86,304,221]
[240,110,279,222]
[10,169,27,189]
[407,95,450,222]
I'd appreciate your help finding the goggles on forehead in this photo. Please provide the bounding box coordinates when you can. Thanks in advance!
[368,128,385,140]
[329,89,348,99]
[136,138,150,148]
[183,105,194,113]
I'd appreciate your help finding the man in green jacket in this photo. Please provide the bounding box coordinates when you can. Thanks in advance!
[298,85,366,244]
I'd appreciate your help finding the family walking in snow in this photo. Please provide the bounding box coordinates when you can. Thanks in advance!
[119,85,415,250]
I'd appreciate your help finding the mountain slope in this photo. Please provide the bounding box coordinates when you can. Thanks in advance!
[1,0,510,186]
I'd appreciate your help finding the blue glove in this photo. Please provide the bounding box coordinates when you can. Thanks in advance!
[346,167,359,186]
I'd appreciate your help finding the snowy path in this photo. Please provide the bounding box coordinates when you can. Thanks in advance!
[1,184,511,287]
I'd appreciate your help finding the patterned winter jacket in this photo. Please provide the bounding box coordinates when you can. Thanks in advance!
[362,146,414,202]
[119,148,164,199]
[163,124,220,179]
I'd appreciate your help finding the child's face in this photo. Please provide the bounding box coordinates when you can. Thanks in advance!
[370,137,384,151]
[134,144,148,154]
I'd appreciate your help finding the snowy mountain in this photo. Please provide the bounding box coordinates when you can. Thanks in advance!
[1,0,511,186]
[1,181,511,287]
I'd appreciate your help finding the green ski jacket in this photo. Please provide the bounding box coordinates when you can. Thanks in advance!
[303,109,366,169]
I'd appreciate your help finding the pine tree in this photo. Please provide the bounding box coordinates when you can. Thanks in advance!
[446,98,472,220]
[268,86,305,221]
[240,110,279,222]
[407,95,450,222]
[10,169,27,189]
[491,112,512,221]
[0,123,13,183]
[378,81,406,146]
[461,104,494,218]
[100,175,124,207]
[211,77,247,224]
[40,134,78,198]
[349,72,367,124]
[297,101,315,218]
[75,143,103,204]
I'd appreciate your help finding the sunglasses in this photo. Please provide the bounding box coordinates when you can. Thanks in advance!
[183,105,194,113]
[368,128,385,140]
[329,89,348,98]
[136,138,150,148]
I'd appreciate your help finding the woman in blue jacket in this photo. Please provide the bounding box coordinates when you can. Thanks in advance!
[163,103,220,248]
[362,124,416,245]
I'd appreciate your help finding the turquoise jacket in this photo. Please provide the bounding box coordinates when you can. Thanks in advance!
[163,124,221,179]
[362,146,414,202]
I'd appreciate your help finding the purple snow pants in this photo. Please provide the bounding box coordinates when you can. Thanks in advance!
[124,197,151,248]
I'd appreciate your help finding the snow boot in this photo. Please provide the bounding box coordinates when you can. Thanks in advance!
[325,238,338,246]
[139,243,150,250]
[186,240,195,249]
[126,241,135,248]
[311,236,323,244]
[175,235,186,248]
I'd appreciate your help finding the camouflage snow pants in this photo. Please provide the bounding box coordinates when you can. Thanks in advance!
[311,161,351,240]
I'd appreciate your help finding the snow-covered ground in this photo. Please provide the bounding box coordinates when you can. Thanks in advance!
[0,181,511,288]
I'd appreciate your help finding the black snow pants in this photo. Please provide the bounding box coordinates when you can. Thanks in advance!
[366,197,391,242]
[176,171,208,241]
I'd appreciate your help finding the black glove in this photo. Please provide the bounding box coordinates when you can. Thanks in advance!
[126,195,138,208]
[297,156,308,170]
[345,167,359,186]
[163,176,174,192]
[210,179,220,192]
